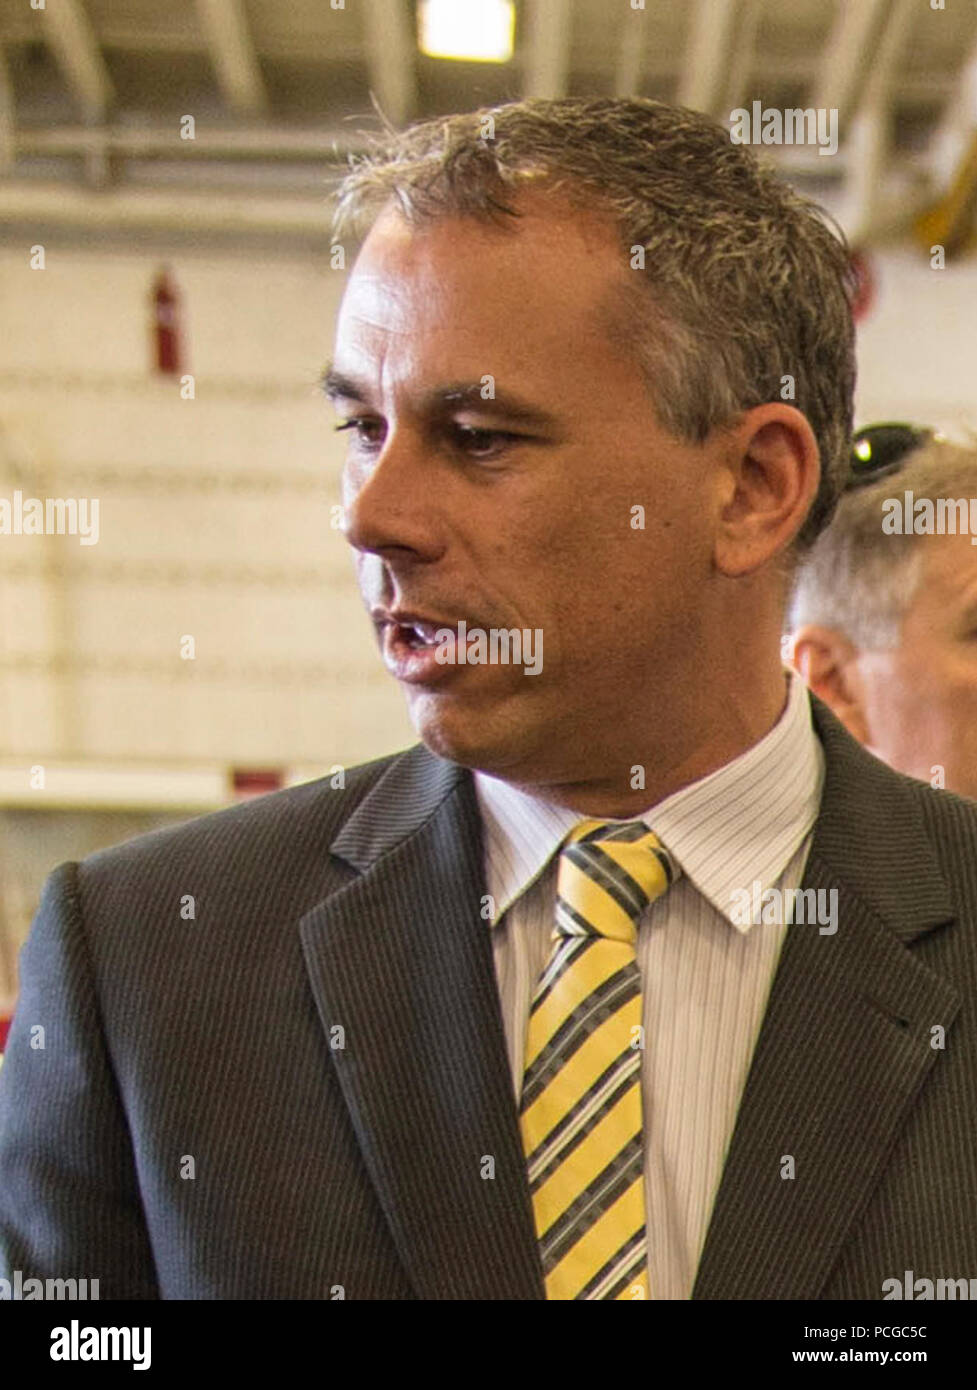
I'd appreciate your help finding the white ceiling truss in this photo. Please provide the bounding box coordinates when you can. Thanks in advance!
[0,0,974,246]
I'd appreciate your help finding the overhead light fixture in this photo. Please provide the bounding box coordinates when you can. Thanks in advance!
[418,0,516,63]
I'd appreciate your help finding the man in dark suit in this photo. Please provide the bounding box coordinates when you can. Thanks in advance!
[2,96,976,1301]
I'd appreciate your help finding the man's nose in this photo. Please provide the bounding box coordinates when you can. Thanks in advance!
[342,428,441,560]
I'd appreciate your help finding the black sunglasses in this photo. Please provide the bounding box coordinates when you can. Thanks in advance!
[847,422,940,490]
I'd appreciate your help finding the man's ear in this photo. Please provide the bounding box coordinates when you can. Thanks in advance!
[713,405,820,578]
[788,624,870,745]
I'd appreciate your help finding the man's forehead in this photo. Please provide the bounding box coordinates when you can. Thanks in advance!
[335,200,636,385]
[336,263,415,335]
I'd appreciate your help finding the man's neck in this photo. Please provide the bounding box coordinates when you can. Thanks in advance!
[489,667,793,818]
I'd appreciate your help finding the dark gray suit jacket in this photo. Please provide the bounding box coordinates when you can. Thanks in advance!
[1,695,976,1299]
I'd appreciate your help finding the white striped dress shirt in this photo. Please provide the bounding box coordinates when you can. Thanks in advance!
[474,669,825,1300]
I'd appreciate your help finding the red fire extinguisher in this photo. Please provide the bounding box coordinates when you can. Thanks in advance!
[152,267,182,375]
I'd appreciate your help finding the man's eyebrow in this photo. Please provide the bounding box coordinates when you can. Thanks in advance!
[435,382,561,428]
[320,370,562,430]
[320,366,367,403]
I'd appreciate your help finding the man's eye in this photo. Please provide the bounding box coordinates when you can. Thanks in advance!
[453,424,518,459]
[334,417,384,445]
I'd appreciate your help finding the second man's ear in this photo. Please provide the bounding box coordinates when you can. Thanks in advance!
[788,624,870,746]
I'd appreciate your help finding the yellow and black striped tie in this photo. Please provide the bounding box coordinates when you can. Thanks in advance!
[520,818,676,1300]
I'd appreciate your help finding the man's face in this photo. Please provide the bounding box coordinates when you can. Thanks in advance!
[329,199,716,786]
[855,532,977,798]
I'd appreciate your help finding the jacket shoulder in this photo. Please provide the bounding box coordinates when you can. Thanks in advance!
[911,776,977,860]
[79,744,424,884]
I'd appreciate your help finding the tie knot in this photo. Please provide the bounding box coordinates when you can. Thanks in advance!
[555,818,676,945]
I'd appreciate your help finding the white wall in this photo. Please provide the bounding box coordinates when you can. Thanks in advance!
[854,246,977,436]
[0,240,415,772]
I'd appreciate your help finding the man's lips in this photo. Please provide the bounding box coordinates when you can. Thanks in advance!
[372,608,486,684]
[372,608,471,644]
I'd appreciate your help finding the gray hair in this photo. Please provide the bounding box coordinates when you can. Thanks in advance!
[788,438,977,648]
[333,96,856,550]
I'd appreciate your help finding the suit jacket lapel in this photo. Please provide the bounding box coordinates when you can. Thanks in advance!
[693,697,961,1299]
[299,745,544,1299]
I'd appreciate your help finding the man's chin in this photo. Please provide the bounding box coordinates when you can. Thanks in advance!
[406,693,530,774]
[412,716,502,772]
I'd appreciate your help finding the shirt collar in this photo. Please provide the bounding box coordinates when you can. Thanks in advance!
[474,669,824,935]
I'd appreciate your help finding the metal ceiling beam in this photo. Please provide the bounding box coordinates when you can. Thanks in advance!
[861,0,917,110]
[0,47,14,173]
[0,180,335,239]
[914,23,977,255]
[13,124,363,159]
[721,0,761,115]
[362,0,416,129]
[524,0,572,99]
[842,0,916,240]
[614,3,648,97]
[810,0,889,121]
[194,0,268,116]
[677,0,741,118]
[39,0,113,122]
[925,28,977,186]
[6,121,851,186]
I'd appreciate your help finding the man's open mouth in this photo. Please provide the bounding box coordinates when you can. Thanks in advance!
[391,620,449,650]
